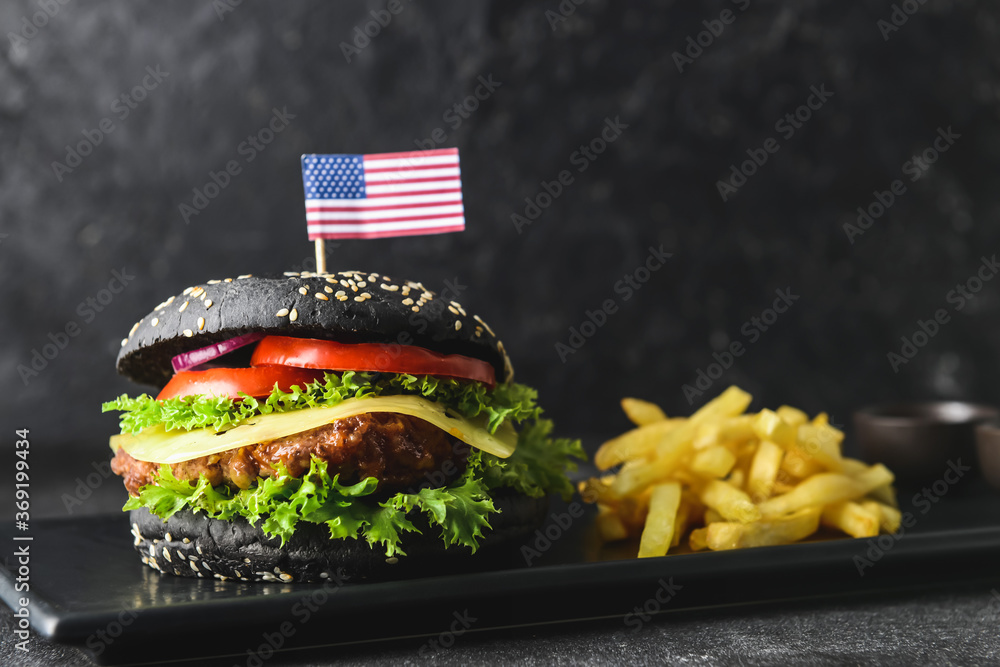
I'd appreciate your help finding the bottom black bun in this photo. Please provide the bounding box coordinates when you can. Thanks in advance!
[129,490,548,583]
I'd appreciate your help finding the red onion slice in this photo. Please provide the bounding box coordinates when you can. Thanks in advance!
[171,332,267,373]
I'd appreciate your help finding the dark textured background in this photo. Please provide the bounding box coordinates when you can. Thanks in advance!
[3,0,999,455]
[2,1,1000,665]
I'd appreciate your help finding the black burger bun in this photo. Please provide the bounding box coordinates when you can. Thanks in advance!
[130,490,548,583]
[116,270,512,388]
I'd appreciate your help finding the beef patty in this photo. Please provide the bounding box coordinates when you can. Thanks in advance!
[112,412,469,496]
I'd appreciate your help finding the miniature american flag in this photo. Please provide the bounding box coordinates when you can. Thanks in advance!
[301,148,465,240]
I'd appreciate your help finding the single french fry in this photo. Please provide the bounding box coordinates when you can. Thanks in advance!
[638,482,682,558]
[752,409,797,448]
[700,479,761,524]
[860,500,902,533]
[795,423,844,472]
[689,526,710,551]
[578,476,620,505]
[621,397,669,426]
[595,419,681,471]
[776,405,809,426]
[691,445,737,479]
[705,507,821,550]
[747,439,784,502]
[757,465,893,518]
[596,504,629,541]
[781,449,824,479]
[821,501,879,538]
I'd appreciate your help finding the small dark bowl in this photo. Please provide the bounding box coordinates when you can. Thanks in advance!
[974,421,1000,491]
[853,402,998,487]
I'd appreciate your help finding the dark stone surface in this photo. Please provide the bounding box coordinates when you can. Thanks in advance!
[1,1,999,664]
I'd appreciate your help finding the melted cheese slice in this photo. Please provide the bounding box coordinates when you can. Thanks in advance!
[110,395,517,464]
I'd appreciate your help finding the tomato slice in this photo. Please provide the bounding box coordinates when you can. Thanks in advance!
[156,366,326,401]
[250,336,496,387]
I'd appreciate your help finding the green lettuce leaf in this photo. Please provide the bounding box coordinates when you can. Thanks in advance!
[477,419,587,501]
[103,372,541,436]
[128,456,499,557]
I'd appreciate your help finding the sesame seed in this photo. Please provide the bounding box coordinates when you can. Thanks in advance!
[357,281,366,288]
[224,278,233,282]
[198,317,206,330]
[244,558,251,564]
[315,293,329,301]
[182,329,193,337]
[298,286,308,295]
[334,290,346,297]
[164,532,172,541]
[411,306,420,312]
[381,283,399,291]
[455,321,462,331]
[182,287,194,295]
[129,322,141,336]
[448,306,458,315]
[238,274,252,279]
[179,301,189,312]
[165,296,176,305]
[354,296,365,302]
[121,338,129,347]
[325,286,333,293]
[152,318,159,326]
[190,561,199,571]
[289,308,298,322]
[385,557,399,565]
[402,298,414,306]
[182,537,190,544]
[191,287,204,296]
[284,272,299,277]
[361,292,371,299]
[280,573,293,582]
[337,296,348,301]
[276,308,289,317]
[197,546,203,554]
[340,280,350,287]
[163,547,171,562]
[352,286,358,292]
[204,299,213,308]
[326,276,338,283]
[207,279,221,285]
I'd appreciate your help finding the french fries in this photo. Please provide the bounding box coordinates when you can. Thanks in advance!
[580,386,900,557]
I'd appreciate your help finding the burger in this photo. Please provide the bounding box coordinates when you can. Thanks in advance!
[104,269,584,582]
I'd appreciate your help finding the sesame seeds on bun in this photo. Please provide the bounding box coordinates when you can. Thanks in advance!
[116,270,512,388]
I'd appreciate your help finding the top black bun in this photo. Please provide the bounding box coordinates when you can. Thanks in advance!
[117,270,512,388]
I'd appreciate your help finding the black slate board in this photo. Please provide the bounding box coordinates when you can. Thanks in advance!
[2,493,1000,666]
